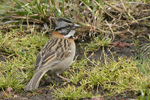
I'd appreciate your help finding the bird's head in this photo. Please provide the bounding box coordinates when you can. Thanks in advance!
[54,17,80,38]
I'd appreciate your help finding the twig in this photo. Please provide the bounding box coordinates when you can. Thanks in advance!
[93,0,116,19]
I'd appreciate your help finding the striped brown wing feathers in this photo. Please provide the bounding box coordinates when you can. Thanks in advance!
[34,36,71,70]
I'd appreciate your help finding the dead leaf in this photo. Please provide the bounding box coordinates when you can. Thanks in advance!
[110,41,131,48]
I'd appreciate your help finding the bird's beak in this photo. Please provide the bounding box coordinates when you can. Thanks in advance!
[74,23,81,28]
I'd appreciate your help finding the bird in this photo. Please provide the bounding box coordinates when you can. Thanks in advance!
[24,17,80,91]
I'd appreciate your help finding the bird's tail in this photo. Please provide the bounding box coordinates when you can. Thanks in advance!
[24,70,46,91]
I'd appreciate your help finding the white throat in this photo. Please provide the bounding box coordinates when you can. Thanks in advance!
[63,30,75,38]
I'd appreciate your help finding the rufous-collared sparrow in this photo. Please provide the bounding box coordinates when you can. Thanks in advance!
[24,17,80,91]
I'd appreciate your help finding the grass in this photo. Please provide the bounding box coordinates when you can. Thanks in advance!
[0,0,150,99]
[0,30,49,89]
[54,57,150,99]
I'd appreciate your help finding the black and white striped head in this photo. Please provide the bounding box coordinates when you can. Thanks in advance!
[54,17,80,38]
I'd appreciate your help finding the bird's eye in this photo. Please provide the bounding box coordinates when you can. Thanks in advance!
[66,26,70,28]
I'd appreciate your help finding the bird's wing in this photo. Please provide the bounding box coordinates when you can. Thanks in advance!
[34,37,71,70]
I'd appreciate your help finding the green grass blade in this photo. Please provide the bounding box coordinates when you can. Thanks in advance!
[14,0,33,14]
[35,0,45,17]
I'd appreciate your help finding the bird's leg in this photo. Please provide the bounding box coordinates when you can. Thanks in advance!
[56,74,69,82]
